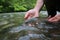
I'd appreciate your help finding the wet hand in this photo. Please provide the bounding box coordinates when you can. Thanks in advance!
[24,9,39,20]
[48,14,60,22]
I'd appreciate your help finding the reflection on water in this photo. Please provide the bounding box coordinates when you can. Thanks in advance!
[0,13,60,40]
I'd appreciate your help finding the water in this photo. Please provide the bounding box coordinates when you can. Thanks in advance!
[0,12,60,40]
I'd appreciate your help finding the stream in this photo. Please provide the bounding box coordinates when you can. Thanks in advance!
[0,12,60,40]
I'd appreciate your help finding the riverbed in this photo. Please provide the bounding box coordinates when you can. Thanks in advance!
[0,12,60,40]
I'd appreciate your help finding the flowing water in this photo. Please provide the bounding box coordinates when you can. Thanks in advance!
[0,12,60,40]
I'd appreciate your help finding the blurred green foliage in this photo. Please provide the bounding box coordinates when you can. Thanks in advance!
[0,0,46,12]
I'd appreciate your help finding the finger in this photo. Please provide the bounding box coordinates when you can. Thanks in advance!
[51,19,58,22]
[48,17,55,21]
[24,12,30,20]
[27,15,33,20]
[48,17,57,22]
[49,17,59,22]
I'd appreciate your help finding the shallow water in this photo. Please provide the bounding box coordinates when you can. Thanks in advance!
[0,13,60,40]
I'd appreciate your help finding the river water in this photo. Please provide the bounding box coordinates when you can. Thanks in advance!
[0,11,60,40]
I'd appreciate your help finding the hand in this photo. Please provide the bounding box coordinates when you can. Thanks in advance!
[24,9,39,20]
[48,14,60,22]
